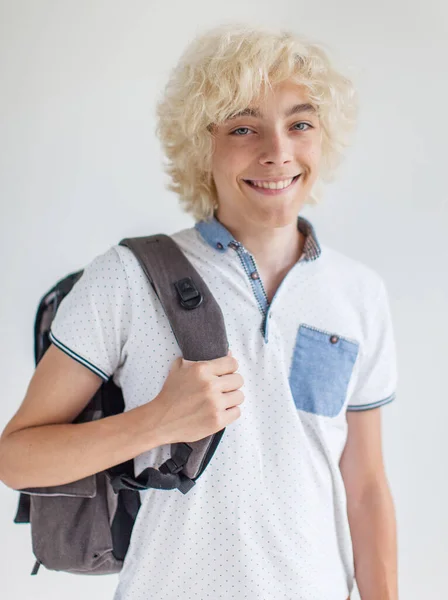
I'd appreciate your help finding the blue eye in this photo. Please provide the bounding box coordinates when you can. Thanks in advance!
[231,127,251,136]
[293,122,312,131]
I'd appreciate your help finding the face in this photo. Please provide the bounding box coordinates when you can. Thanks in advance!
[210,80,322,228]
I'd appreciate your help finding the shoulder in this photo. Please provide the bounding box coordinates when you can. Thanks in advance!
[317,243,387,315]
[73,245,128,288]
[112,243,136,273]
[112,227,201,273]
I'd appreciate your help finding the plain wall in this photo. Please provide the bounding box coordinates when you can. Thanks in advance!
[1,1,447,598]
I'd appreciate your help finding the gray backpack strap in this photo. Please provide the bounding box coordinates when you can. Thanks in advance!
[119,234,228,360]
[111,234,229,494]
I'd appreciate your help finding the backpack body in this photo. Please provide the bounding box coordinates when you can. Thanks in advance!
[13,234,229,575]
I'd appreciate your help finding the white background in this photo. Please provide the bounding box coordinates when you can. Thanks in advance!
[1,1,447,599]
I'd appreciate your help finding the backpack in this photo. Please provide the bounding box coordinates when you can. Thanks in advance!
[13,234,229,576]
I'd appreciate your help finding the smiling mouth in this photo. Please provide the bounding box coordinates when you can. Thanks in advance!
[243,174,302,191]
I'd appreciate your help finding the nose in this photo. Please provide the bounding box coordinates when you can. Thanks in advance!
[258,130,293,167]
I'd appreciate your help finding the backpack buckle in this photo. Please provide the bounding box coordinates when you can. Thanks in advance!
[159,443,193,474]
[174,277,203,309]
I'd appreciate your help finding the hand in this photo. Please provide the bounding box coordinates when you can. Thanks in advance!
[151,350,245,445]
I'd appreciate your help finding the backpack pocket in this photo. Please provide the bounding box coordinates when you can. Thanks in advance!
[27,472,122,574]
[289,324,359,417]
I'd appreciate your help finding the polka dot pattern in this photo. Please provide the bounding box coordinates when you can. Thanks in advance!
[49,219,397,599]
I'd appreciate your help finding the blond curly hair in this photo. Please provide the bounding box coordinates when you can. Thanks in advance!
[155,23,359,222]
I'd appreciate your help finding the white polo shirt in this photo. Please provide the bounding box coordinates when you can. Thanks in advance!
[49,214,398,600]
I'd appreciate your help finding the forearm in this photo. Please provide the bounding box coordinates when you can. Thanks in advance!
[347,480,398,599]
[0,400,164,490]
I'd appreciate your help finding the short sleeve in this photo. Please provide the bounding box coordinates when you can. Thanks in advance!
[346,278,398,411]
[49,246,132,381]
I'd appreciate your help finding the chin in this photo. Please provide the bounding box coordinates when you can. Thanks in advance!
[253,206,300,228]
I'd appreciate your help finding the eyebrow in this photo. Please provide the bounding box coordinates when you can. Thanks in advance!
[226,102,318,120]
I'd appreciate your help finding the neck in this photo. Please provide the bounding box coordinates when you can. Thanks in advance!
[214,210,305,298]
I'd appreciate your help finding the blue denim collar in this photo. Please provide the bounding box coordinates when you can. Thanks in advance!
[195,214,321,261]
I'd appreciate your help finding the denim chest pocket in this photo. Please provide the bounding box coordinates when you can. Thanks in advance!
[289,324,360,417]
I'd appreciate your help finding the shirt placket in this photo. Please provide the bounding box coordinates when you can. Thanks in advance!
[229,240,311,344]
[228,241,273,342]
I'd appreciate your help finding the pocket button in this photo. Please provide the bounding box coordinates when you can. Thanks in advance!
[330,335,339,344]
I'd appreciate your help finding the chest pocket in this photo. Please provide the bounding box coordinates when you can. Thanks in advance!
[289,324,360,417]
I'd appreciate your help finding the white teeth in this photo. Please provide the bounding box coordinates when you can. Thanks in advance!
[249,177,295,190]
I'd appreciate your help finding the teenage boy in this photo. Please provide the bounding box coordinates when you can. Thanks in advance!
[0,24,398,600]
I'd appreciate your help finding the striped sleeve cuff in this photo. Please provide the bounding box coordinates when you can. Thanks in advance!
[49,331,111,382]
[346,392,396,412]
